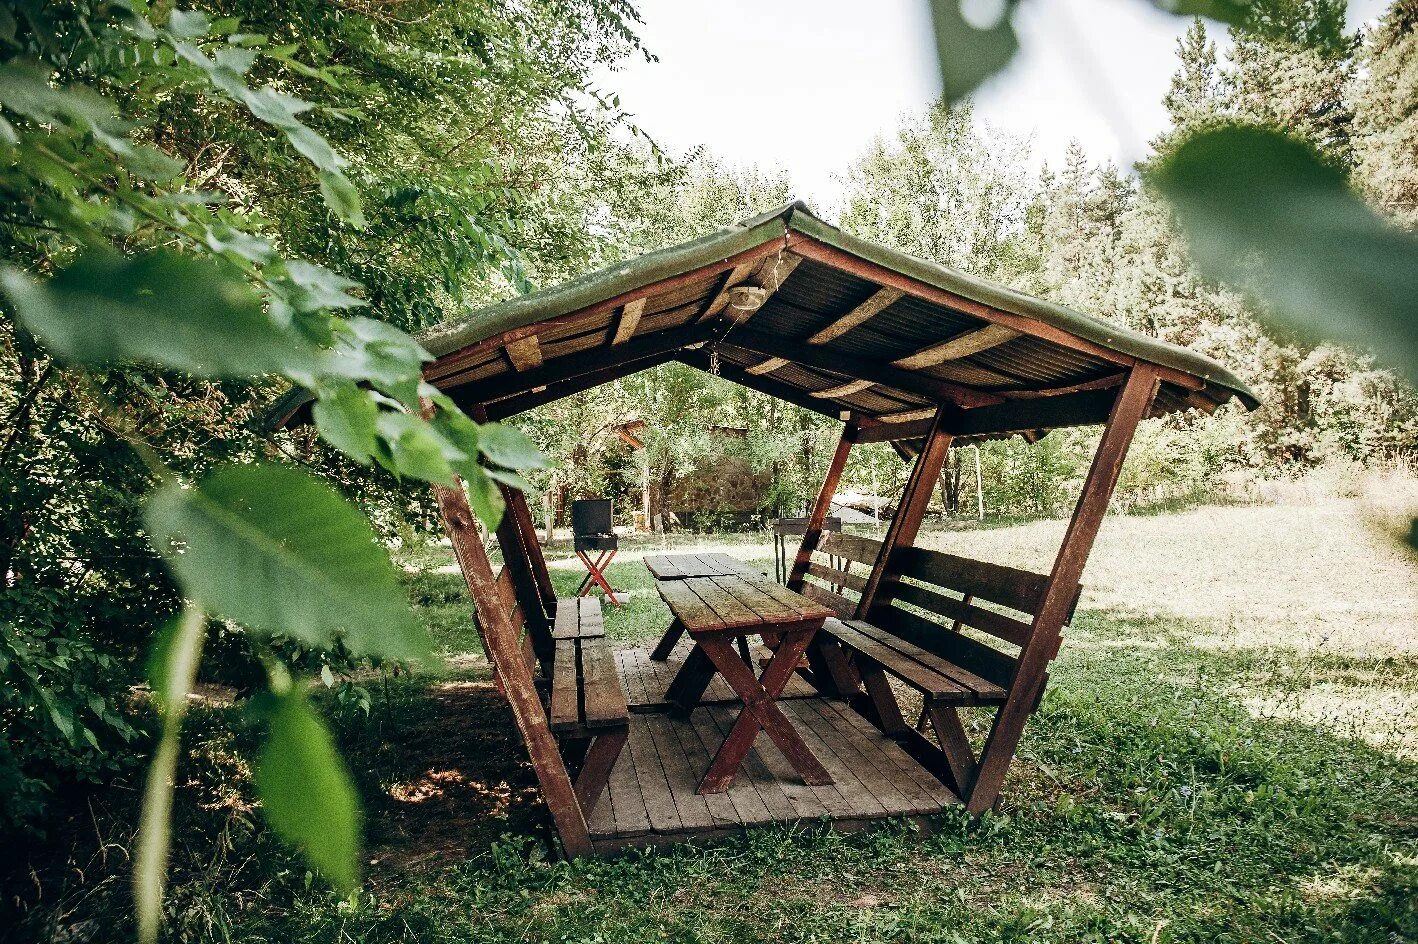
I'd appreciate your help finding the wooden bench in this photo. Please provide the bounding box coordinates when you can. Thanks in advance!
[794,531,1079,804]
[545,596,628,815]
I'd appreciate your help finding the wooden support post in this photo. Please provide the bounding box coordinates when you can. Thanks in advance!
[847,406,953,735]
[786,421,861,697]
[786,421,856,591]
[965,365,1160,814]
[469,405,556,668]
[856,406,953,618]
[430,480,594,857]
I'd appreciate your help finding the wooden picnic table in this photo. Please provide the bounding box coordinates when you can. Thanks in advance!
[649,563,836,795]
[642,551,764,580]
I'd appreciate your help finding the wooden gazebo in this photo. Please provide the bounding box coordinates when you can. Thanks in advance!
[276,202,1257,857]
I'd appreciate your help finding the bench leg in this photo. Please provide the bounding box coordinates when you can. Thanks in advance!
[805,636,860,697]
[856,661,909,735]
[573,728,628,816]
[926,704,979,797]
[649,618,685,661]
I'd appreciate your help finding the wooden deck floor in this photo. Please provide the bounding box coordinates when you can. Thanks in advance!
[587,645,960,853]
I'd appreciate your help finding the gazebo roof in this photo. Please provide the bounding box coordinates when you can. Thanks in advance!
[273,201,1257,442]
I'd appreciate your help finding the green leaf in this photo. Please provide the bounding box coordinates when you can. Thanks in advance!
[312,384,381,464]
[145,464,431,661]
[374,411,461,485]
[462,466,506,531]
[1151,125,1418,381]
[320,316,432,406]
[319,170,365,228]
[475,422,551,470]
[253,690,360,892]
[1147,1,1250,25]
[1,251,320,377]
[134,605,206,944]
[926,1,1020,104]
[144,610,208,713]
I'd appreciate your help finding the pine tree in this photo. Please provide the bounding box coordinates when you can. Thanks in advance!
[1155,19,1225,149]
[1225,0,1357,162]
[1353,0,1418,228]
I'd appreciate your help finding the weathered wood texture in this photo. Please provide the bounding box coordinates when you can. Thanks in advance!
[582,697,960,850]
[430,479,593,856]
[965,364,1160,812]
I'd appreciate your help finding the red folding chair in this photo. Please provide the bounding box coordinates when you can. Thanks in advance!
[571,499,620,605]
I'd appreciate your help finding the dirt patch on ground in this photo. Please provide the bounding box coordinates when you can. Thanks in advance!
[363,680,547,875]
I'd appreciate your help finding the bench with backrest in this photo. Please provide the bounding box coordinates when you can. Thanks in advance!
[490,566,628,815]
[792,530,1079,806]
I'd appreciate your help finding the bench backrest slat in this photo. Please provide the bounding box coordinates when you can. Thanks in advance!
[799,531,1081,689]
[817,531,883,567]
[797,581,856,620]
[891,546,1064,617]
[871,605,1018,689]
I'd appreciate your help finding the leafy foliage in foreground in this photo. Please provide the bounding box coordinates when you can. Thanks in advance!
[0,1,614,936]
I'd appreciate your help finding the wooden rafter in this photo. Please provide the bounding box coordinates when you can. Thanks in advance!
[504,335,543,371]
[791,237,1207,392]
[721,327,1001,409]
[878,407,937,423]
[891,324,1020,370]
[810,379,875,399]
[745,357,789,375]
[611,298,645,345]
[807,287,903,345]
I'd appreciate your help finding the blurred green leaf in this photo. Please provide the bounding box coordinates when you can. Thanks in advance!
[253,690,360,892]
[1151,124,1418,381]
[926,0,1019,103]
[145,464,431,661]
[1147,1,1250,24]
[476,422,551,470]
[375,411,462,485]
[462,464,506,531]
[1,251,320,377]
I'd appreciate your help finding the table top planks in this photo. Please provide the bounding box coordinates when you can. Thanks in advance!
[653,572,832,636]
[643,552,764,580]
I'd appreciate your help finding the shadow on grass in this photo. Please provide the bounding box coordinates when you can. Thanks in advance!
[288,604,1418,943]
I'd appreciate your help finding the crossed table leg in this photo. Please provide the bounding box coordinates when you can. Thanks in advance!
[666,626,835,795]
[576,548,619,604]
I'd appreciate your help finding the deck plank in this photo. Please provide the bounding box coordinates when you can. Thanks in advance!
[707,705,805,821]
[668,712,741,828]
[644,716,715,832]
[798,699,924,815]
[627,719,682,833]
[823,699,960,806]
[688,709,774,826]
[602,731,650,838]
[781,701,888,817]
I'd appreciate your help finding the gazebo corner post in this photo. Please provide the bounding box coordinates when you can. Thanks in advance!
[788,418,861,696]
[852,406,954,736]
[429,477,595,858]
[469,404,557,671]
[964,364,1161,815]
[785,418,857,592]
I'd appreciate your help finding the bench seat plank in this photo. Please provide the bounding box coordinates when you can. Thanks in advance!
[821,618,1007,706]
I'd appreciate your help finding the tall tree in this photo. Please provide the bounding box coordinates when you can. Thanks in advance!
[1353,0,1418,228]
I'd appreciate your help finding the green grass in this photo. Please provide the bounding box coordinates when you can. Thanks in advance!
[13,502,1418,943]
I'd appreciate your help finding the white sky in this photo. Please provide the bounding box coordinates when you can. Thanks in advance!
[595,0,1390,216]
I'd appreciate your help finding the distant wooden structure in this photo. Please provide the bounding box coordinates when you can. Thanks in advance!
[272,202,1256,857]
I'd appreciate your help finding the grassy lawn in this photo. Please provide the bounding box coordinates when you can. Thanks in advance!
[42,501,1418,943]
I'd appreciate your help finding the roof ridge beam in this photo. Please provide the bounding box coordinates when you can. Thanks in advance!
[698,252,803,325]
